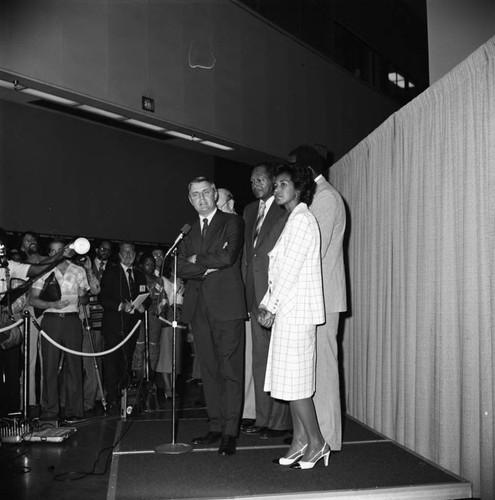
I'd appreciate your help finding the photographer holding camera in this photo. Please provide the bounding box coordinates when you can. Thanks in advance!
[0,228,76,416]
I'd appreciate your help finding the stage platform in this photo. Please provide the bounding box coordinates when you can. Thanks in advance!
[108,409,471,500]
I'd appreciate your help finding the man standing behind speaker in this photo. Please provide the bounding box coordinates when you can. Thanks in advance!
[100,242,148,412]
[242,163,292,439]
[289,145,347,453]
[178,177,246,456]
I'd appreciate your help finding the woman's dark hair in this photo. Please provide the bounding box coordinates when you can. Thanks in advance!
[138,252,155,269]
[275,163,316,206]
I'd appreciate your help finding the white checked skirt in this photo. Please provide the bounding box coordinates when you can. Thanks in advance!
[264,320,316,401]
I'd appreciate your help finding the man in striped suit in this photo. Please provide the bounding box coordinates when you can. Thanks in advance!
[242,163,292,439]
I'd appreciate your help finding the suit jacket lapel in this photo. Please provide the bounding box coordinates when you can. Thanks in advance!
[203,210,222,248]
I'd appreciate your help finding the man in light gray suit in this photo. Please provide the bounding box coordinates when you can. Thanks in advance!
[289,145,347,452]
[242,162,292,439]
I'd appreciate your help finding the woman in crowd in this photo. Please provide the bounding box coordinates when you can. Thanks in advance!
[132,253,163,379]
[155,258,185,399]
[258,163,328,470]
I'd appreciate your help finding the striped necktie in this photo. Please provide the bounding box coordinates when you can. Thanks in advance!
[126,268,135,297]
[253,200,266,247]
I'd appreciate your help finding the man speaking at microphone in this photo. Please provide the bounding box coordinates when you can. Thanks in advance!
[178,177,246,456]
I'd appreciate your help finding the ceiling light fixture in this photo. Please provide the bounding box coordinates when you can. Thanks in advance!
[18,87,79,106]
[125,119,166,132]
[76,104,125,120]
[200,140,234,151]
[165,130,202,142]
[0,79,16,90]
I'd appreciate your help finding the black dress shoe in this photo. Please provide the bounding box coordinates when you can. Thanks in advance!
[260,428,290,439]
[191,431,222,446]
[218,435,236,455]
[240,418,255,431]
[242,425,267,435]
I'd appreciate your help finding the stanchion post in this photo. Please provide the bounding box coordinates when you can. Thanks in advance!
[22,310,30,420]
[144,309,150,382]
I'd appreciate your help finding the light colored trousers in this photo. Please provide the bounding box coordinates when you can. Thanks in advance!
[313,312,342,451]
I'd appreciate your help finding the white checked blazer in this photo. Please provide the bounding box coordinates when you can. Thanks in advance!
[261,202,324,325]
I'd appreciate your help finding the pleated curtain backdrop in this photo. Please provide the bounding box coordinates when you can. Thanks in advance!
[330,37,495,499]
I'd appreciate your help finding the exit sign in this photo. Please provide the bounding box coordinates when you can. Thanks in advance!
[142,96,155,112]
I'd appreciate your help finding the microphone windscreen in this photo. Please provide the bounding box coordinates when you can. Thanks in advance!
[70,237,91,255]
[181,224,192,235]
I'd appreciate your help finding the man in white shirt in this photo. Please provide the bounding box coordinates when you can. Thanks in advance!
[217,188,237,215]
[30,239,96,421]
[0,229,74,417]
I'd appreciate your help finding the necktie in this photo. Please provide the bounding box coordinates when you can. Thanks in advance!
[98,261,105,277]
[253,200,266,247]
[127,268,135,297]
[201,218,209,239]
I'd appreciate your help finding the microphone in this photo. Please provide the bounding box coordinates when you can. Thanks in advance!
[69,237,91,255]
[164,224,191,260]
[171,224,191,247]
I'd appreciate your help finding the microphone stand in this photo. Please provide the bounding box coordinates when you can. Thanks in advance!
[139,309,158,413]
[155,244,191,454]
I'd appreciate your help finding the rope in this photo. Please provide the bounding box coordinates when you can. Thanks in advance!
[38,320,142,357]
[0,318,23,333]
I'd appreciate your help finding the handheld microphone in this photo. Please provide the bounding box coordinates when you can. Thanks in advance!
[69,237,91,255]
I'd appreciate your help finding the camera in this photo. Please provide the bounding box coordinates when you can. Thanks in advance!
[0,243,8,268]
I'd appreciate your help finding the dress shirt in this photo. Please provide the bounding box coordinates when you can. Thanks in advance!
[256,196,275,229]
[197,208,218,227]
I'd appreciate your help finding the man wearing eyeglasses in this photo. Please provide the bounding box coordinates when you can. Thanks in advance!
[216,188,237,215]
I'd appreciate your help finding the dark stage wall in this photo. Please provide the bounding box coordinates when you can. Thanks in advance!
[0,100,219,244]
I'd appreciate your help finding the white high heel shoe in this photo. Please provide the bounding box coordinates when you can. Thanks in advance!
[289,443,330,469]
[272,444,308,466]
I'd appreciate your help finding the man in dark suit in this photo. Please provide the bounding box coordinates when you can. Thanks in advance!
[100,242,148,411]
[242,162,292,439]
[178,176,246,456]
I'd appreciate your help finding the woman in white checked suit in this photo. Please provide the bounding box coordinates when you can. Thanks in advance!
[258,164,329,470]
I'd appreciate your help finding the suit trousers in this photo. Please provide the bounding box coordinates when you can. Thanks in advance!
[191,289,244,436]
[251,308,292,429]
[26,306,42,406]
[41,314,83,418]
[313,312,342,450]
[242,318,256,420]
[103,317,139,404]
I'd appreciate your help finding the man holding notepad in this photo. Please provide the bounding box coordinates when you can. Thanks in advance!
[100,242,149,412]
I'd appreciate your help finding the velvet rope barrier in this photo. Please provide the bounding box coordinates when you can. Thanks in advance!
[36,319,142,357]
[0,318,23,332]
